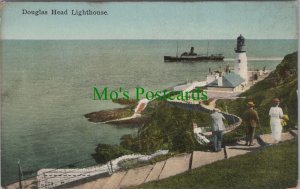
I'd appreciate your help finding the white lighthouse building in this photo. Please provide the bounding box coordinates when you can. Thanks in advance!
[206,35,248,92]
[234,34,248,83]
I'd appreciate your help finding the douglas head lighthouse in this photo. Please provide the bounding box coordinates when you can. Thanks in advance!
[234,35,248,84]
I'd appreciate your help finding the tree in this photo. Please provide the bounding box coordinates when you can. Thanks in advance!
[91,144,132,164]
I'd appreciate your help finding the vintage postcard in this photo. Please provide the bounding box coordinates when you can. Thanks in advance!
[0,1,298,189]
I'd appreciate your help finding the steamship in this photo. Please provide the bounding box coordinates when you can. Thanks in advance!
[164,46,224,62]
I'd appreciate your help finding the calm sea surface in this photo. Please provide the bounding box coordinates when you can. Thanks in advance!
[1,39,297,184]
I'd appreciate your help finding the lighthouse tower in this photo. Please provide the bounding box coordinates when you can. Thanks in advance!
[234,35,248,83]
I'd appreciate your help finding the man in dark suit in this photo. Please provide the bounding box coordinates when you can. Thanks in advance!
[243,101,260,146]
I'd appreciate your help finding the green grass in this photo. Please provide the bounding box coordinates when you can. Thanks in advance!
[132,140,298,189]
[216,52,298,144]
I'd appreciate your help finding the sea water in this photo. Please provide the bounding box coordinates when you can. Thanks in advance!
[1,39,297,185]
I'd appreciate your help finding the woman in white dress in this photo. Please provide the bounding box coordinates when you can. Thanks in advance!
[269,98,284,143]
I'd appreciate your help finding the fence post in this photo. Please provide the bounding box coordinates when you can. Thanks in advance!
[18,160,23,189]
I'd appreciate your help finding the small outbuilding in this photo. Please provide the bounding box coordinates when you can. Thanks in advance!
[206,72,246,92]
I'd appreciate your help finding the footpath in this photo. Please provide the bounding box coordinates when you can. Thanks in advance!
[68,130,297,189]
[68,96,297,189]
[6,97,297,189]
[6,130,297,189]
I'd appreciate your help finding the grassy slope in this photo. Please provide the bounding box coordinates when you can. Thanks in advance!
[217,52,298,143]
[93,52,297,163]
[92,100,213,163]
[130,52,298,189]
[120,101,212,153]
[133,140,298,189]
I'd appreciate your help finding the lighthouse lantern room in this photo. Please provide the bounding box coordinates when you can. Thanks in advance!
[234,34,248,83]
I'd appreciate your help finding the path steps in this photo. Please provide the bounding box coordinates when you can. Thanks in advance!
[119,165,154,188]
[68,131,297,189]
[70,176,109,189]
[144,160,166,183]
[158,153,191,180]
[191,150,224,169]
[259,132,295,145]
[225,139,260,158]
[101,171,126,189]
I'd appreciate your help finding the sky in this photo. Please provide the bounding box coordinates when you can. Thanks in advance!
[0,1,298,39]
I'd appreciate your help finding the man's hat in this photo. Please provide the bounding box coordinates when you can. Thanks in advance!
[247,101,255,107]
[273,98,280,103]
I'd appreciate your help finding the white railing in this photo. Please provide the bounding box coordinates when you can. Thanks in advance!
[37,150,168,189]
